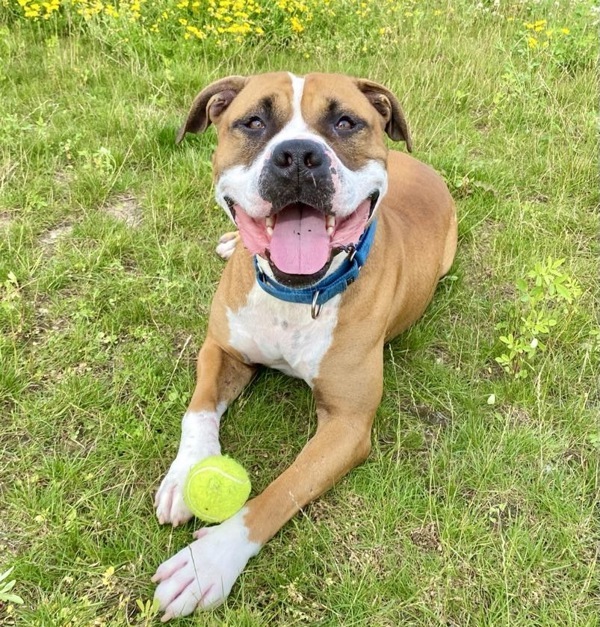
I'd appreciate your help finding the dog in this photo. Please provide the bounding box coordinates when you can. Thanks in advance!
[152,72,457,620]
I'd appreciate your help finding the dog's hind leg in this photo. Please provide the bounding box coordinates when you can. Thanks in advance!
[154,338,255,526]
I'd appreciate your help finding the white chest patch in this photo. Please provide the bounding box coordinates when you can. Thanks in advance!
[227,283,340,386]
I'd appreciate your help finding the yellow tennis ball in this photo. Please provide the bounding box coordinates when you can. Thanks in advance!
[183,455,251,523]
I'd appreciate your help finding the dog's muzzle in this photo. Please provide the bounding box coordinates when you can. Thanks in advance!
[224,139,381,287]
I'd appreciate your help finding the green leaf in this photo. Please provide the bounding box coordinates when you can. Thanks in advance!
[3,592,24,604]
[555,283,571,300]
[0,567,14,584]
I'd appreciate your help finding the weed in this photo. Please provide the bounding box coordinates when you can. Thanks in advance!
[495,258,582,378]
[135,597,160,624]
[0,567,24,606]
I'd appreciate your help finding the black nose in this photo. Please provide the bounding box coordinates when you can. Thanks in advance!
[259,138,335,213]
[271,139,328,178]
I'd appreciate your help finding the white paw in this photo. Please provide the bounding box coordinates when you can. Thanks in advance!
[154,457,195,526]
[215,231,240,260]
[155,410,223,526]
[152,509,261,621]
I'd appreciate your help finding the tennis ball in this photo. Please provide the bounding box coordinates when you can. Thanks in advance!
[183,455,251,523]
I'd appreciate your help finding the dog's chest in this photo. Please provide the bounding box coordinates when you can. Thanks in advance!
[227,283,340,386]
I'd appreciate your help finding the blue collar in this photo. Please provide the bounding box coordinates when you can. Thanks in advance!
[254,220,377,318]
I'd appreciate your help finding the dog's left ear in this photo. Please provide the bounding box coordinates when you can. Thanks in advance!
[356,79,412,152]
[176,75,248,144]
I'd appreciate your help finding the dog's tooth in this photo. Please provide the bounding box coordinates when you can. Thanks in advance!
[326,215,335,236]
[266,216,275,238]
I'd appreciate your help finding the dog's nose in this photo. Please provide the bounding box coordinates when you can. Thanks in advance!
[271,139,328,178]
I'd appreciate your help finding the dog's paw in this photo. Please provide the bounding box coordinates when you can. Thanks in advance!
[215,231,240,260]
[154,459,195,527]
[152,510,260,621]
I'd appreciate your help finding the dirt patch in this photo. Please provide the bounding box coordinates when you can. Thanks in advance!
[0,212,13,231]
[411,404,451,428]
[54,169,74,186]
[39,223,73,248]
[410,522,443,552]
[102,193,141,228]
[486,501,519,531]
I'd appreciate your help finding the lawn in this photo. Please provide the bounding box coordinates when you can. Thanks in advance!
[0,0,598,625]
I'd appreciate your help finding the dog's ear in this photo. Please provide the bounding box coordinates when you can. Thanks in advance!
[356,79,412,152]
[176,75,248,144]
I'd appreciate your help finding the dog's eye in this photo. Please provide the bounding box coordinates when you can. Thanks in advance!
[245,117,265,130]
[335,116,356,132]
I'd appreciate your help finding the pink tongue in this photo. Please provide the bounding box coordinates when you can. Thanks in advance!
[269,205,330,275]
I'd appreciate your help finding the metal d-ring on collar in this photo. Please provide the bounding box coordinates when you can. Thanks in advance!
[253,219,378,319]
[311,291,322,320]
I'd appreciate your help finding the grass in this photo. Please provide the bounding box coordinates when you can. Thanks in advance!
[0,0,598,625]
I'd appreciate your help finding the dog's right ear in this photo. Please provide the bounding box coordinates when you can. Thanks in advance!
[176,76,248,144]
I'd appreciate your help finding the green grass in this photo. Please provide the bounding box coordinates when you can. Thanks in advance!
[1,0,598,625]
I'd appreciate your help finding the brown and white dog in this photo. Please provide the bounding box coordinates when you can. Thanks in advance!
[152,72,457,620]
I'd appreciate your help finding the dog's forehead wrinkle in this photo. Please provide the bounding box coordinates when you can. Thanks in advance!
[260,95,274,110]
[232,94,277,122]
[326,98,342,114]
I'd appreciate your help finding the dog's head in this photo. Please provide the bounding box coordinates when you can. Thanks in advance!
[177,72,411,287]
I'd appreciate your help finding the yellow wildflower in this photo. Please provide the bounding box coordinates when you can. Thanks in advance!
[104,4,119,18]
[290,16,303,33]
[42,0,60,19]
[185,24,206,39]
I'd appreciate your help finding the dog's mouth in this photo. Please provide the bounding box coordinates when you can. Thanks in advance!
[226,192,379,286]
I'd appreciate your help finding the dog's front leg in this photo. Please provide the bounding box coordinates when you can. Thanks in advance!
[153,351,383,620]
[244,355,383,544]
[154,337,255,527]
